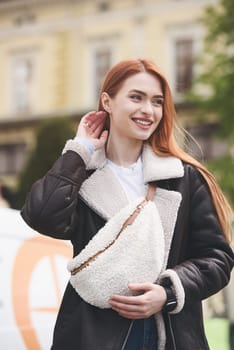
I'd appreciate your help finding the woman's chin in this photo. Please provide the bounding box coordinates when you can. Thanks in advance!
[132,130,155,141]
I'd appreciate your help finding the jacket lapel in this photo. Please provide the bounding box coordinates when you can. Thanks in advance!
[142,144,184,182]
[79,165,129,219]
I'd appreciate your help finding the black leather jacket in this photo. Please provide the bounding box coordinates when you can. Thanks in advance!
[21,147,234,350]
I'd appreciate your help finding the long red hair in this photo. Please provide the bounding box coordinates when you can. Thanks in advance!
[97,59,232,241]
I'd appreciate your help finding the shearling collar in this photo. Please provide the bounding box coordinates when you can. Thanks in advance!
[79,143,184,222]
[86,143,184,183]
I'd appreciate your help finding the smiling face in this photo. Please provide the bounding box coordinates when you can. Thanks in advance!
[101,72,164,145]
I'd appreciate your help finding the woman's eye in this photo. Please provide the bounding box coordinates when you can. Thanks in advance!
[130,94,141,101]
[152,98,164,106]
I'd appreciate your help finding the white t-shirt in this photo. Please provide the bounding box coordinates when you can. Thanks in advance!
[107,157,146,202]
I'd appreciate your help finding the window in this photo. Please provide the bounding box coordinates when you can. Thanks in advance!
[85,36,118,107]
[174,39,194,93]
[0,144,27,175]
[94,48,112,100]
[11,56,35,114]
[166,24,203,99]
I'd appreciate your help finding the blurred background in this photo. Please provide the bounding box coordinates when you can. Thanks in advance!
[0,0,233,348]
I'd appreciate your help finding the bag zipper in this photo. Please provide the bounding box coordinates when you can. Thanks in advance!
[71,198,148,275]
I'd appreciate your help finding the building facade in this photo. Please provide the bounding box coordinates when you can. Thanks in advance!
[0,0,218,187]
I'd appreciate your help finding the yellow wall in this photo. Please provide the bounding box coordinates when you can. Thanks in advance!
[0,0,217,186]
[0,0,216,117]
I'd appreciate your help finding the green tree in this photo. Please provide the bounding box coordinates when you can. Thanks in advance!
[193,0,234,205]
[15,117,75,208]
[198,0,234,139]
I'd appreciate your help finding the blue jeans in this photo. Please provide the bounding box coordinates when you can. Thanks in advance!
[124,316,158,350]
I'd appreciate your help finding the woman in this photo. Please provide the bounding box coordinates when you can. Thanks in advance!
[21,59,234,350]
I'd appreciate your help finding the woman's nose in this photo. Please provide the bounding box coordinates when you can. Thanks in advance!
[140,101,153,115]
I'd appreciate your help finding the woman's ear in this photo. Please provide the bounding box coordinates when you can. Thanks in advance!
[101,92,112,114]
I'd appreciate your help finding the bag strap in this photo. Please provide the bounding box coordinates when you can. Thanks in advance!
[70,182,157,276]
[122,182,157,227]
[146,182,157,201]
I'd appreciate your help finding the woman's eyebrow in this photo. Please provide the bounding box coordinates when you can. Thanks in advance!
[129,89,164,98]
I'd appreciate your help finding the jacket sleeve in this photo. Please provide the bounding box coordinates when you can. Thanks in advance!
[21,140,92,240]
[159,165,234,314]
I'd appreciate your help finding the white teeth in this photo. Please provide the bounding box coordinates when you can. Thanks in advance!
[134,119,152,126]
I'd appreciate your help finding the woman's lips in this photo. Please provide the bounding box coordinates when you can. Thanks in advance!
[132,118,153,129]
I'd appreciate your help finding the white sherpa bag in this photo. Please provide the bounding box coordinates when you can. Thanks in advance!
[67,184,165,308]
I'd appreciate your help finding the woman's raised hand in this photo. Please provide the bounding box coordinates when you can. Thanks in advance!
[76,111,108,150]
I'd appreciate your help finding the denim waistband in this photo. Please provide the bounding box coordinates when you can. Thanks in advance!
[124,315,158,350]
